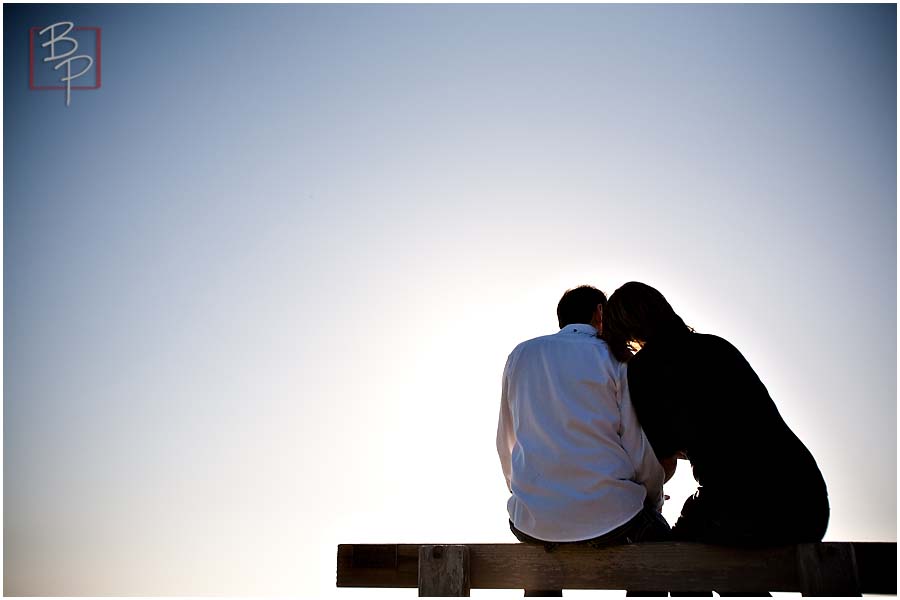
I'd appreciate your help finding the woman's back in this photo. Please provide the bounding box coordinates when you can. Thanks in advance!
[627,331,828,543]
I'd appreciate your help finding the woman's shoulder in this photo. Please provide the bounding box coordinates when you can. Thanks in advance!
[687,333,756,373]
[688,332,740,353]
[632,332,743,369]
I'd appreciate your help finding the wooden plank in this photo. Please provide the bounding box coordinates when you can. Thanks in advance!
[797,542,860,596]
[853,542,897,595]
[417,545,470,597]
[351,544,398,569]
[336,542,897,594]
[336,544,417,588]
[466,542,800,593]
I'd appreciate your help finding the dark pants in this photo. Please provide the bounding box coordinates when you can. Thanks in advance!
[667,490,831,596]
[672,490,830,546]
[509,506,671,597]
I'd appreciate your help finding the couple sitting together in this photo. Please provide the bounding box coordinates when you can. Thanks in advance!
[496,283,829,596]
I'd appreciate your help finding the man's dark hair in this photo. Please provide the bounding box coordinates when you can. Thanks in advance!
[557,285,608,329]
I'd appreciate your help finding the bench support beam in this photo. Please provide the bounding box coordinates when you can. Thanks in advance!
[418,545,470,597]
[797,542,861,596]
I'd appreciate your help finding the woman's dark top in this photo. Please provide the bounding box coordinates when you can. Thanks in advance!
[627,330,829,544]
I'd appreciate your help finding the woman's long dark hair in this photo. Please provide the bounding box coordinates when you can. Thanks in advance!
[602,282,693,362]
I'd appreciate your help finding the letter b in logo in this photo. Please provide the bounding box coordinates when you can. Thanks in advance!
[30,22,102,106]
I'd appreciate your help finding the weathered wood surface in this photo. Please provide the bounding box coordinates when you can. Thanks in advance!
[417,545,470,597]
[797,543,860,596]
[336,542,896,595]
[853,541,897,594]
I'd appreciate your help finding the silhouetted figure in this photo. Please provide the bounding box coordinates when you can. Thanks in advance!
[603,282,830,596]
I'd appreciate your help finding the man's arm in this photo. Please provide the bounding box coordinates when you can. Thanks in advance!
[617,367,665,511]
[496,355,516,493]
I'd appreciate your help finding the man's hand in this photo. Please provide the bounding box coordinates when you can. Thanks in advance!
[660,455,678,483]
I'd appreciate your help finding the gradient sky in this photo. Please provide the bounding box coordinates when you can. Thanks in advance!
[3,3,897,597]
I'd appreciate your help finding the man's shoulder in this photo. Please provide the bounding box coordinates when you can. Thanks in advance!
[506,333,551,364]
[509,329,614,359]
[512,331,560,351]
[512,330,593,349]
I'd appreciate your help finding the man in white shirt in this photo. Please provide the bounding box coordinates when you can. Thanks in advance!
[496,286,669,595]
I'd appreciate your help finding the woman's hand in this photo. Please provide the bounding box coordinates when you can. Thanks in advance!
[660,450,689,483]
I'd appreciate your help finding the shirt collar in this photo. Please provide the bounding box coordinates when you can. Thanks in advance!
[559,323,598,336]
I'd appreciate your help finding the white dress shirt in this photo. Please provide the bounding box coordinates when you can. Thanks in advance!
[497,324,664,542]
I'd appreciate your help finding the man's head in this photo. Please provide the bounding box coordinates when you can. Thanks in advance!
[557,285,608,330]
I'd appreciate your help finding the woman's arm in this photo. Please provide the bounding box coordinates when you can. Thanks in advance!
[659,455,678,483]
[618,371,665,511]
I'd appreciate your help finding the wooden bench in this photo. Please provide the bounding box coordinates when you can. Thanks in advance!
[337,542,896,596]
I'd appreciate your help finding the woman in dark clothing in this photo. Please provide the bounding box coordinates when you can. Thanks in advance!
[602,282,829,545]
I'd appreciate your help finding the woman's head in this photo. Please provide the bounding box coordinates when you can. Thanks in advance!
[603,282,691,362]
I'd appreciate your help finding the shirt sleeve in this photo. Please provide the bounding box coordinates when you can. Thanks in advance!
[618,364,665,511]
[496,353,516,493]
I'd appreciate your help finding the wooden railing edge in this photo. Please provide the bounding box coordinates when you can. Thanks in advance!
[336,541,897,596]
